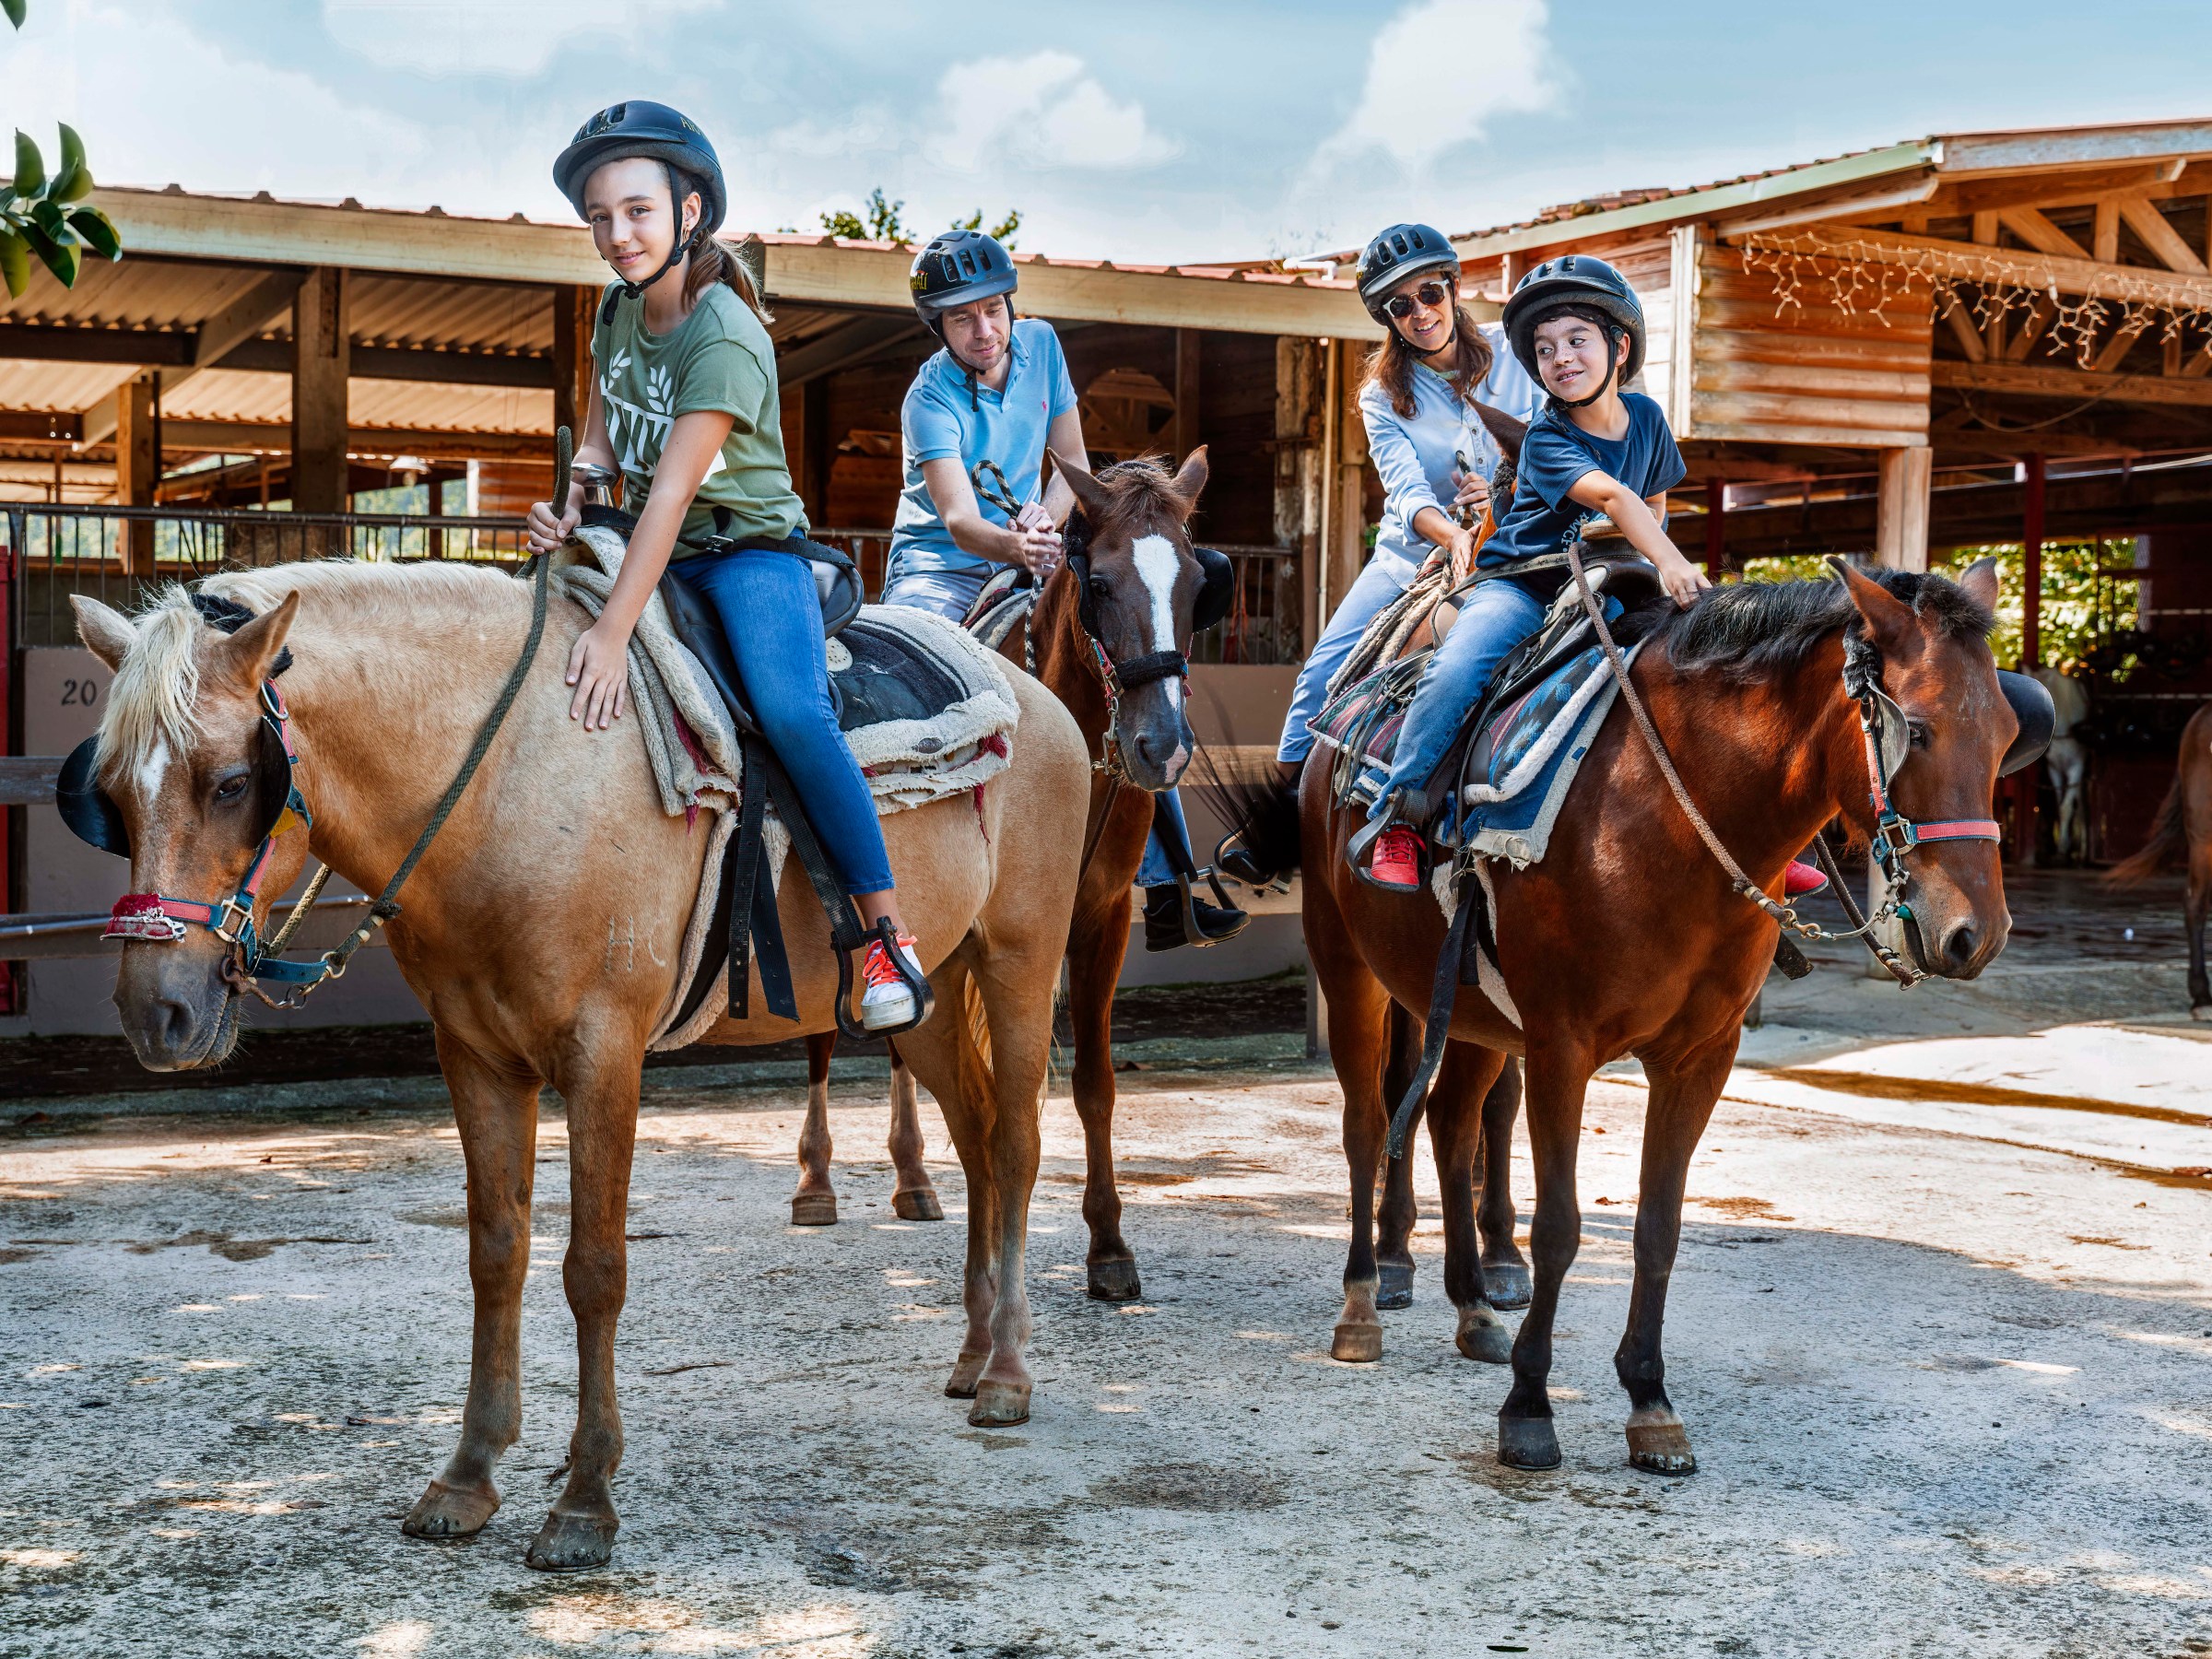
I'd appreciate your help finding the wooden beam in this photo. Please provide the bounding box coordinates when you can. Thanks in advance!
[2004,296,2056,362]
[1996,206,2089,260]
[1942,303,1987,363]
[2093,200,2120,263]
[290,267,350,513]
[151,420,552,460]
[2116,195,2208,274]
[1928,162,2183,220]
[1932,357,2212,406]
[2089,321,2149,373]
[112,374,156,575]
[550,282,593,441]
[1756,225,2212,312]
[2183,341,2212,380]
[1171,327,1202,466]
[1971,210,2000,246]
[1875,446,1931,571]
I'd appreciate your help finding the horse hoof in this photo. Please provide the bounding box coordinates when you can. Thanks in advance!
[1497,1416,1559,1470]
[1376,1260,1415,1310]
[1454,1312,1514,1365]
[790,1190,838,1227]
[401,1477,499,1539]
[1480,1260,1533,1310]
[524,1510,618,1572]
[945,1350,987,1399]
[1331,1322,1382,1363]
[892,1188,944,1221]
[967,1380,1032,1428]
[1627,1416,1698,1476]
[1088,1259,1143,1301]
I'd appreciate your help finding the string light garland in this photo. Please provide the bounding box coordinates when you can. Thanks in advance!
[1736,229,2212,370]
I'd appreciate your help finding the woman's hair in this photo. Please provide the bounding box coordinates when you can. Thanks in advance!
[666,163,772,325]
[1360,282,1493,420]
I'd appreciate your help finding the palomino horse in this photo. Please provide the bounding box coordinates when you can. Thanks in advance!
[2110,700,2212,1016]
[791,451,1218,1301]
[1232,559,2018,1472]
[69,558,1089,1570]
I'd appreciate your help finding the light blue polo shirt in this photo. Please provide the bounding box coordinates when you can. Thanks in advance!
[885,318,1080,585]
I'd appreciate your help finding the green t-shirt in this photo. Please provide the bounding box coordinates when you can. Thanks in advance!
[592,281,808,551]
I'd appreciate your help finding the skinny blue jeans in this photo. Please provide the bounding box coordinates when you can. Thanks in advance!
[1276,552,1418,764]
[1368,576,1549,821]
[672,545,895,896]
[885,566,1198,890]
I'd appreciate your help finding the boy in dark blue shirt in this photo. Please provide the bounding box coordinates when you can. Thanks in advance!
[1356,254,1709,889]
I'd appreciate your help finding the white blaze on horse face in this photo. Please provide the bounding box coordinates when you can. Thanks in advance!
[134,736,170,811]
[1130,534,1182,712]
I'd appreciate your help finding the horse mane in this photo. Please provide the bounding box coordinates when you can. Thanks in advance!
[1653,566,1994,683]
[1074,453,1195,536]
[96,559,517,770]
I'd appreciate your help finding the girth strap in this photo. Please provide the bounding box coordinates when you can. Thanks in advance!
[1389,866,1479,1159]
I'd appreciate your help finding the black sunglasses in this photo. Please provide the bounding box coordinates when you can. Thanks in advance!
[1384,280,1452,319]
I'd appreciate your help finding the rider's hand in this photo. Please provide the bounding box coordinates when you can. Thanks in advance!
[526,485,582,555]
[565,618,630,730]
[1013,500,1053,533]
[1655,552,1712,609]
[1447,524,1480,584]
[1451,470,1490,519]
[1010,523,1063,578]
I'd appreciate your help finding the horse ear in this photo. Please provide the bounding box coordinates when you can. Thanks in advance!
[1472,400,1527,465]
[1051,450,1111,520]
[211,591,300,690]
[1172,444,1209,504]
[1954,555,2001,614]
[1829,556,1917,650]
[72,594,135,672]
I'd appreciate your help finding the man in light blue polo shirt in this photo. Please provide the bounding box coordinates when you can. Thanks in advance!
[881,229,1245,952]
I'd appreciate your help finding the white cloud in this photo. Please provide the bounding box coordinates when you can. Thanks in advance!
[322,0,718,79]
[1322,0,1559,169]
[927,50,1175,174]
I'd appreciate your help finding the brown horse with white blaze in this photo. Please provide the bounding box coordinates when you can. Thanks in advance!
[69,556,1090,1571]
[1236,558,2018,1473]
[792,451,1218,1301]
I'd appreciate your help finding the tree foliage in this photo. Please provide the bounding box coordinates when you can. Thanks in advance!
[812,186,1020,249]
[1,4,121,295]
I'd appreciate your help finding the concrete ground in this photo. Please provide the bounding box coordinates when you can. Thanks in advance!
[2,872,2208,1657]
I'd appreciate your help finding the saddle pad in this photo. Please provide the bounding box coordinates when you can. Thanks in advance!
[832,606,1023,811]
[1451,640,1643,868]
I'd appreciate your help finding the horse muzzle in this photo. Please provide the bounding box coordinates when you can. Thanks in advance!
[114,944,244,1070]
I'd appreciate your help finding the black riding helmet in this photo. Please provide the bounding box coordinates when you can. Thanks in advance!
[553,100,726,320]
[1501,254,1645,405]
[910,229,1018,339]
[1355,222,1460,327]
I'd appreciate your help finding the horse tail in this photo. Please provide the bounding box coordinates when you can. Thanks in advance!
[949,966,997,1122]
[2109,775,2188,884]
[1203,746,1305,878]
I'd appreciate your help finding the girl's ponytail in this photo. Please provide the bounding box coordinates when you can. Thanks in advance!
[669,164,772,325]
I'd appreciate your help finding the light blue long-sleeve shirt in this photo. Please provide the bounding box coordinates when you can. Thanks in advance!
[1361,323,1544,578]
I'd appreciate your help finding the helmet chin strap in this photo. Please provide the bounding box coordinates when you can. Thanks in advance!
[1548,330,1623,411]
[600,211,700,324]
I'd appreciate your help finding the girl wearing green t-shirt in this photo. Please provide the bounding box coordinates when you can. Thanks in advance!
[527,102,924,1032]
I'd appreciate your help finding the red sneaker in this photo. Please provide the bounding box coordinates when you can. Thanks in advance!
[1783,860,1829,899]
[1368,827,1425,891]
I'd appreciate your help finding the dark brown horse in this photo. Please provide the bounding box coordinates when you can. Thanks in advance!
[1233,558,2018,1473]
[2109,700,2212,1015]
[791,451,1218,1300]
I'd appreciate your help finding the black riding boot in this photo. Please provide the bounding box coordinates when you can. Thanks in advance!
[1144,883,1250,952]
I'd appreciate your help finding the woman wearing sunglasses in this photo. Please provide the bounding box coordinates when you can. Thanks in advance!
[1265,222,1540,793]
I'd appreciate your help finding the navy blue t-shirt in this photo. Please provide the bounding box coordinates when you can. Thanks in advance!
[1481,392,1687,588]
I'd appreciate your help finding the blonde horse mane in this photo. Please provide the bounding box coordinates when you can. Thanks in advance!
[94,559,519,772]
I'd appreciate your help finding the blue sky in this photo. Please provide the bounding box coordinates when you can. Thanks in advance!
[11,0,2212,262]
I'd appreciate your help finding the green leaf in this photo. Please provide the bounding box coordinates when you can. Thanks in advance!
[52,125,89,201]
[0,229,28,299]
[68,205,119,260]
[12,130,41,194]
[56,123,82,179]
[29,195,64,234]
[21,218,78,287]
[1,1,26,31]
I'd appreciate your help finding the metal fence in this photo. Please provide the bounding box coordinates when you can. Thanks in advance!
[1192,545,1301,666]
[6,504,535,648]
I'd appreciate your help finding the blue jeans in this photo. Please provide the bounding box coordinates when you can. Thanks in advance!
[672,546,896,896]
[1368,576,1549,821]
[1137,790,1193,888]
[1276,552,1418,763]
[879,568,985,622]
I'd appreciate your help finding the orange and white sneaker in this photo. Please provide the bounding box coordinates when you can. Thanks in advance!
[860,932,925,1031]
[1367,827,1425,892]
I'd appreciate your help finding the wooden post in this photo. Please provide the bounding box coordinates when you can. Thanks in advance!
[1171,327,1203,466]
[1317,338,1341,619]
[1277,337,1323,650]
[2021,453,2045,668]
[424,466,443,560]
[802,379,832,527]
[290,266,351,516]
[112,371,157,577]
[551,283,595,443]
[1874,447,1931,571]
[1704,476,1724,573]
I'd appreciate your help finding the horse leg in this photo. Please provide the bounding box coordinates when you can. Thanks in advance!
[1616,1041,1734,1476]
[887,1042,945,1220]
[402,1032,539,1543]
[1429,1041,1512,1362]
[1374,1003,1421,1311]
[1477,1055,1531,1309]
[1309,887,1392,1363]
[965,954,1054,1428]
[1067,897,1143,1301]
[1496,1036,1591,1470]
[524,1039,644,1571]
[2187,845,2211,1014]
[792,1031,839,1227]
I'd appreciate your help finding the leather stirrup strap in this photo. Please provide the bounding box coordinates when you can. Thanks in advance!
[1389,869,1479,1159]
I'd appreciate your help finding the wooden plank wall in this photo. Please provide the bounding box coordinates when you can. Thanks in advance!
[1684,234,1931,447]
[1608,239,1677,412]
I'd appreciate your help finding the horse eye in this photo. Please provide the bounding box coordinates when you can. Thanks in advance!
[1908,721,1931,749]
[213,775,249,804]
[1088,575,1112,596]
